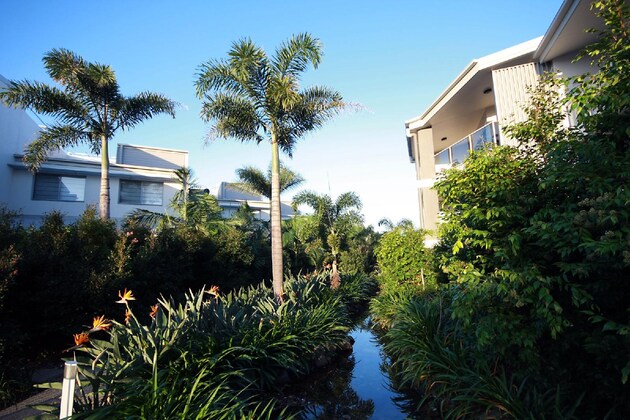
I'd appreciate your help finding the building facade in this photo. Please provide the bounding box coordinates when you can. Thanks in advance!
[405,0,609,233]
[1,75,187,225]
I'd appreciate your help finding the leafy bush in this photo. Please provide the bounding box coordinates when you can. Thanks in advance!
[378,2,630,416]
[66,275,353,418]
[375,226,436,292]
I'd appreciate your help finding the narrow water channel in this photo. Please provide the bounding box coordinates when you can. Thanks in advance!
[281,315,413,419]
[348,319,408,419]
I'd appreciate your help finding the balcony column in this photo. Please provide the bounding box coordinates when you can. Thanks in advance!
[415,128,439,232]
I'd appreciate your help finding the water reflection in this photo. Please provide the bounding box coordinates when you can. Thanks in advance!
[279,355,375,419]
[278,316,420,419]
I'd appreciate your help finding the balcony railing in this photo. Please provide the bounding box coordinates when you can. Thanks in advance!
[434,121,499,173]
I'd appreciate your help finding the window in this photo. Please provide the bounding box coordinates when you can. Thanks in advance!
[119,180,163,205]
[33,174,85,202]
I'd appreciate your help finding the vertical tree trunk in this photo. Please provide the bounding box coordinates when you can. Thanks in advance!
[330,257,341,289]
[99,135,110,220]
[270,138,284,299]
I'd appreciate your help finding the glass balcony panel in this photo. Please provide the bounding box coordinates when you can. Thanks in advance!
[471,123,495,150]
[451,139,470,164]
[434,149,450,166]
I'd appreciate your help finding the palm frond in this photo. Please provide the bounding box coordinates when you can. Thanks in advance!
[23,124,91,170]
[203,93,264,143]
[272,33,322,79]
[335,192,362,213]
[275,85,346,155]
[126,208,177,230]
[119,92,177,130]
[278,165,305,193]
[195,59,247,99]
[234,166,269,198]
[0,80,90,126]
[42,48,87,87]
[234,163,304,199]
[228,38,267,82]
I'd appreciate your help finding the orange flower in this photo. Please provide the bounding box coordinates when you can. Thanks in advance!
[91,315,111,332]
[117,289,136,304]
[206,285,220,298]
[149,304,159,319]
[124,309,132,324]
[73,333,89,347]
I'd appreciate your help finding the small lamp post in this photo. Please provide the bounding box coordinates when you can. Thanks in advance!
[59,361,78,419]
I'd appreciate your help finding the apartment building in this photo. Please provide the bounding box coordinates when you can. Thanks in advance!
[405,0,608,232]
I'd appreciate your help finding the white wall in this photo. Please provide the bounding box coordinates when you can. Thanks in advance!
[0,76,41,205]
[551,50,598,79]
[8,168,180,225]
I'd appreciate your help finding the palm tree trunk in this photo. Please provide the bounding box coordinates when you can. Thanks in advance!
[331,256,341,289]
[270,137,284,299]
[99,135,110,220]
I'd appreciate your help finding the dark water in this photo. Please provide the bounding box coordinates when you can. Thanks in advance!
[280,316,414,419]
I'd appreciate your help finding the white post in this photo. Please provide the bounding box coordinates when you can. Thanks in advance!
[59,361,78,419]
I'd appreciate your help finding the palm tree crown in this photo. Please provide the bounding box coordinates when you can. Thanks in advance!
[233,162,304,200]
[292,190,363,288]
[195,33,346,298]
[0,48,176,219]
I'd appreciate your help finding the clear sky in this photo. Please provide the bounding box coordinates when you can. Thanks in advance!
[1,0,563,227]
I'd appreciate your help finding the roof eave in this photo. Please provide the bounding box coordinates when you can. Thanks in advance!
[534,0,582,62]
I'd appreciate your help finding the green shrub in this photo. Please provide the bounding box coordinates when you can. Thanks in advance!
[375,226,436,292]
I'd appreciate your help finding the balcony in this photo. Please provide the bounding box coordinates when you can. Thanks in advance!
[434,121,499,173]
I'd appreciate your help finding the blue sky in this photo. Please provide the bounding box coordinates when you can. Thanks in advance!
[1,0,563,227]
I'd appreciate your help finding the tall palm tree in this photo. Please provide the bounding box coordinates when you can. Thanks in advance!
[195,33,346,298]
[292,190,363,288]
[233,162,304,200]
[0,48,176,219]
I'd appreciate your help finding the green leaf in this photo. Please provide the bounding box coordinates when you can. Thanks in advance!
[33,382,63,390]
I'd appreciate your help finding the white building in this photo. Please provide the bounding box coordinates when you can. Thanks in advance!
[1,74,186,225]
[405,0,612,232]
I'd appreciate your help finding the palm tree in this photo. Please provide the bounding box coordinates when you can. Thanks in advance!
[195,33,346,298]
[127,167,223,232]
[233,162,304,200]
[377,217,414,231]
[292,190,363,288]
[0,48,176,219]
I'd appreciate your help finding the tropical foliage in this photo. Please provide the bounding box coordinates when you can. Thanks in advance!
[41,272,376,418]
[195,33,346,298]
[0,49,176,219]
[126,167,223,233]
[373,1,630,417]
[292,190,363,287]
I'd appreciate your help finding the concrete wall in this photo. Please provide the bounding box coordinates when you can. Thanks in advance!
[551,50,597,79]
